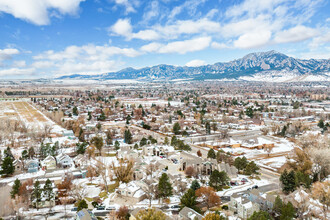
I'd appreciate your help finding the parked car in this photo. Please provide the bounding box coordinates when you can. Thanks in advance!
[71,207,78,212]
[170,205,180,211]
[241,178,248,182]
[97,206,105,210]
[252,185,259,189]
[106,206,116,211]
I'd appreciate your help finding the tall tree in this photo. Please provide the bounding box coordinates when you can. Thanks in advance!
[234,156,248,173]
[1,156,15,176]
[158,173,173,199]
[173,122,181,135]
[280,201,296,220]
[207,149,216,159]
[203,212,226,220]
[312,181,330,220]
[280,169,296,194]
[43,179,54,205]
[32,180,42,210]
[72,106,78,116]
[190,180,201,191]
[209,170,229,191]
[116,206,130,220]
[111,160,134,183]
[77,199,88,211]
[245,161,260,175]
[180,189,200,213]
[205,121,211,135]
[248,211,273,220]
[195,187,220,209]
[136,208,167,220]
[11,178,21,199]
[124,129,132,144]
[272,196,283,216]
[91,136,103,155]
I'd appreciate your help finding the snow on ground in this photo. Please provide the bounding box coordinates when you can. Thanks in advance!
[85,185,102,198]
[257,156,287,168]
[217,175,271,196]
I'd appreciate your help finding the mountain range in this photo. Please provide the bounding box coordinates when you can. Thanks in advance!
[56,50,330,82]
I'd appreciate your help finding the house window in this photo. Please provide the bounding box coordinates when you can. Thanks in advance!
[128,192,131,195]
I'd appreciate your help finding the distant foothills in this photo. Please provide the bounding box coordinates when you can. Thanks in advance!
[57,51,330,82]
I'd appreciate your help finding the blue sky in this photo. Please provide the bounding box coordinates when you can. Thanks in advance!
[0,0,329,79]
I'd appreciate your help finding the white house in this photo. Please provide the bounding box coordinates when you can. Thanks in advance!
[41,156,56,170]
[56,153,73,168]
[116,181,147,202]
[229,194,260,219]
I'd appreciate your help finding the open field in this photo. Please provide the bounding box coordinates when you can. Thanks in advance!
[0,101,64,133]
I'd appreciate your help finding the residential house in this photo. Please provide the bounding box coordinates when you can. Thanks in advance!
[248,189,276,212]
[13,159,23,174]
[179,207,203,220]
[116,181,147,202]
[181,152,237,178]
[142,145,176,157]
[26,159,39,173]
[56,153,73,168]
[76,209,97,220]
[229,194,260,219]
[41,155,56,170]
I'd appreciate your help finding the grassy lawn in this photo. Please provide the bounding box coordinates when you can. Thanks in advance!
[85,197,94,202]
[104,153,117,157]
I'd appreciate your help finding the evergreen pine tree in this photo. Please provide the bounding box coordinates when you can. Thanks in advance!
[190,180,201,191]
[207,149,216,159]
[77,199,88,211]
[248,211,273,220]
[32,180,42,210]
[209,170,229,191]
[114,140,120,150]
[158,173,173,199]
[173,122,181,135]
[1,156,15,176]
[180,189,200,212]
[11,178,21,199]
[272,196,283,216]
[124,129,132,144]
[280,201,296,220]
[280,169,296,194]
[73,106,78,116]
[205,121,211,134]
[43,179,54,202]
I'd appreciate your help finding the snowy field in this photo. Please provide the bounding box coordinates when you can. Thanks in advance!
[0,101,67,134]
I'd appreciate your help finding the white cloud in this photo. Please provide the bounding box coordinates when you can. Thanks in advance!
[234,31,271,49]
[12,60,26,68]
[0,48,20,62]
[0,68,35,77]
[34,44,140,61]
[31,61,55,69]
[31,43,139,76]
[185,59,206,67]
[139,37,212,54]
[274,25,319,43]
[158,36,211,54]
[0,0,85,25]
[110,18,133,37]
[113,0,138,14]
[211,42,229,50]
[140,42,162,53]
[310,32,330,48]
[142,1,159,23]
[132,30,160,41]
[116,18,221,41]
